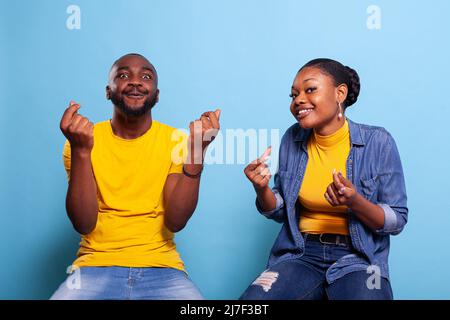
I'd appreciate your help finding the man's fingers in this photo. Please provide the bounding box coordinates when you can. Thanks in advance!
[200,110,221,126]
[199,115,211,131]
[79,118,91,129]
[207,111,220,129]
[189,121,198,135]
[214,109,221,121]
[60,103,81,129]
[191,120,203,134]
[66,101,80,115]
[68,115,86,132]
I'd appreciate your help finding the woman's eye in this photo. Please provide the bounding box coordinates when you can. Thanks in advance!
[289,93,298,99]
[306,87,316,93]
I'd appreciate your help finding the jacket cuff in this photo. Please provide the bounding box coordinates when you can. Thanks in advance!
[256,190,285,217]
[375,203,398,234]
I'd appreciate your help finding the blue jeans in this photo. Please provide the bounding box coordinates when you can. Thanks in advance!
[50,267,204,300]
[240,234,393,300]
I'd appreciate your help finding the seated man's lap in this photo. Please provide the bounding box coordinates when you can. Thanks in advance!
[50,266,203,300]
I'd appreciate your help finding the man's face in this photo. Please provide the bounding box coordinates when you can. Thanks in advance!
[107,55,159,117]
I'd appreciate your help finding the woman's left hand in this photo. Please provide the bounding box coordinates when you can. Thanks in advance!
[324,170,358,207]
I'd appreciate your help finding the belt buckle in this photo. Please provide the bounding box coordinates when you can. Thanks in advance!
[319,233,334,245]
[319,234,346,246]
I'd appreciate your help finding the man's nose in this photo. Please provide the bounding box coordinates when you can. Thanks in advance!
[127,74,143,86]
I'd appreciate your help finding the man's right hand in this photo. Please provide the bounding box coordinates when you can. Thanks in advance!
[244,146,272,190]
[60,101,94,154]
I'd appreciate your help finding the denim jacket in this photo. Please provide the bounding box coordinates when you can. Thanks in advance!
[257,118,408,283]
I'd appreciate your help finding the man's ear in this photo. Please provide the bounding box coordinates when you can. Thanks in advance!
[106,85,111,100]
[156,89,160,103]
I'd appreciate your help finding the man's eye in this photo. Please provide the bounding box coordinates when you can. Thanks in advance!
[142,74,151,80]
[306,87,317,93]
[119,74,129,79]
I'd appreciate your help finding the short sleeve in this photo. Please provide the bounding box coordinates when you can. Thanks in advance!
[62,140,71,181]
[168,129,188,175]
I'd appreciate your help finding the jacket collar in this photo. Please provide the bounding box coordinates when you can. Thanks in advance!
[293,117,365,146]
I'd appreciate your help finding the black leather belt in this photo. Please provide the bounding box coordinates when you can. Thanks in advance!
[301,232,351,247]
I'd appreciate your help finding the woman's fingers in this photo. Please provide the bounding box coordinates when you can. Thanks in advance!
[245,146,272,174]
[259,146,272,163]
[252,163,269,177]
[245,161,271,187]
[326,184,340,206]
[332,170,344,193]
[337,171,353,187]
[251,168,271,188]
[324,191,334,206]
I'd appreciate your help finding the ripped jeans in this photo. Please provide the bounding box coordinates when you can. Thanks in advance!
[239,234,393,300]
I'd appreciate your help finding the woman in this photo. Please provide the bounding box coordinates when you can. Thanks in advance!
[240,58,408,300]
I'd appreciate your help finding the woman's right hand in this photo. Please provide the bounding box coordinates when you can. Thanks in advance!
[244,147,272,190]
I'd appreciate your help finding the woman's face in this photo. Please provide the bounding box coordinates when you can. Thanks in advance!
[289,67,347,135]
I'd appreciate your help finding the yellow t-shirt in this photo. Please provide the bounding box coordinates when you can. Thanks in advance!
[299,120,350,235]
[63,120,188,271]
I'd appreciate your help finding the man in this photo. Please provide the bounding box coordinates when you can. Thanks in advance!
[51,53,220,300]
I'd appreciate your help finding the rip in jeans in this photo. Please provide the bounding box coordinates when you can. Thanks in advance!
[251,270,279,292]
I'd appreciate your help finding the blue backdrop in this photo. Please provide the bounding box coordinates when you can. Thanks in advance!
[1,0,449,299]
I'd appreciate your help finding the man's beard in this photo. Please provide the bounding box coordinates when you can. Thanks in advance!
[110,91,158,117]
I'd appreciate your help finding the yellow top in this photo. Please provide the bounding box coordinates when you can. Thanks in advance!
[63,120,188,271]
[299,120,351,235]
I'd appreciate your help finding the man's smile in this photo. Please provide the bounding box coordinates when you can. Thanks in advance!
[124,89,147,100]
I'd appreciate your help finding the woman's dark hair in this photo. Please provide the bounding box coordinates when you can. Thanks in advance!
[300,58,360,107]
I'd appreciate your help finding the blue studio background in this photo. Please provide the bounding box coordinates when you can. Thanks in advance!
[1,0,449,299]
